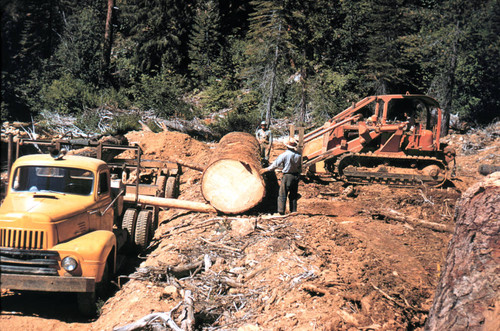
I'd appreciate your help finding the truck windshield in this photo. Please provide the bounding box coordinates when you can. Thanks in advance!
[12,166,94,195]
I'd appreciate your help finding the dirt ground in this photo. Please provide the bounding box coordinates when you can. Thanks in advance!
[1,123,498,330]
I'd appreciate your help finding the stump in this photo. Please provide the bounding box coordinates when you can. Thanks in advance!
[425,173,500,330]
[201,132,266,214]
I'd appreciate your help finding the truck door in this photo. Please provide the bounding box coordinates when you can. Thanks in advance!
[89,170,113,231]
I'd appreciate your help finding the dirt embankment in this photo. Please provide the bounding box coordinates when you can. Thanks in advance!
[1,124,499,330]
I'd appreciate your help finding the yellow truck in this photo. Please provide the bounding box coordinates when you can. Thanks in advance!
[0,142,180,316]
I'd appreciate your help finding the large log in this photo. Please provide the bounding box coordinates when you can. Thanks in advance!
[425,173,500,330]
[201,132,266,214]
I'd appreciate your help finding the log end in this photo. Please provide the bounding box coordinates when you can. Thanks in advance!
[201,159,265,214]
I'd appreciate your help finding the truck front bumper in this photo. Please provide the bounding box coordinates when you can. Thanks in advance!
[1,274,95,293]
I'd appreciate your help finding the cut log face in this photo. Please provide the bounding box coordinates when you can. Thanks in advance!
[201,132,265,214]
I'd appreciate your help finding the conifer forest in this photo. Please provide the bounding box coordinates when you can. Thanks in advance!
[2,0,499,135]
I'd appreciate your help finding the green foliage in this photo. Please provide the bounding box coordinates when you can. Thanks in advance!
[208,86,260,136]
[133,71,190,119]
[97,88,133,110]
[188,0,224,84]
[24,67,131,116]
[1,0,64,120]
[37,73,99,114]
[1,0,499,126]
[111,35,141,88]
[198,79,239,114]
[54,6,104,85]
[450,0,500,122]
[209,107,260,137]
[74,109,102,134]
[75,109,142,136]
[145,120,163,133]
[107,112,142,135]
[118,0,193,74]
[307,69,362,123]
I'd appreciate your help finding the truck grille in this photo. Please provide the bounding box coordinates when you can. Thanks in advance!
[0,248,59,276]
[0,229,46,250]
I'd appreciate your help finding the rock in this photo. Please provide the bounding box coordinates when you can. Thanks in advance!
[237,323,261,331]
[231,218,256,237]
[342,185,355,197]
[161,285,179,299]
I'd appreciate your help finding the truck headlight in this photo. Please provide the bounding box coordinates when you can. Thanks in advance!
[61,256,78,272]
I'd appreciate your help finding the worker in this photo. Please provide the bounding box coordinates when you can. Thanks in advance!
[260,137,301,215]
[403,112,416,131]
[255,121,273,163]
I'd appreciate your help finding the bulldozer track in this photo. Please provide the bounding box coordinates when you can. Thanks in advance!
[334,153,448,187]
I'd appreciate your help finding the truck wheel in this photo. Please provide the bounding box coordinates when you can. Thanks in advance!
[165,176,179,198]
[156,175,167,197]
[150,206,159,240]
[96,258,112,298]
[135,210,152,250]
[77,291,97,317]
[122,208,138,245]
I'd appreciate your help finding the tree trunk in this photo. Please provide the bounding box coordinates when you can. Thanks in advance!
[425,173,500,330]
[265,22,281,124]
[201,132,266,214]
[298,67,307,125]
[440,21,459,137]
[102,0,114,83]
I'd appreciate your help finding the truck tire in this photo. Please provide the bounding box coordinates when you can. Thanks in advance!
[78,255,112,317]
[135,210,152,250]
[122,208,138,245]
[77,291,97,317]
[156,175,167,197]
[165,176,179,198]
[96,257,112,298]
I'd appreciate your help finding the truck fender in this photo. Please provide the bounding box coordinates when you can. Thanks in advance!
[53,230,116,282]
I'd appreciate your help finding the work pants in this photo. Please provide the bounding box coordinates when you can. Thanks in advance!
[278,173,299,214]
[260,142,271,160]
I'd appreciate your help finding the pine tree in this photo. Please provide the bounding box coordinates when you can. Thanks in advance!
[118,0,193,75]
[422,0,499,131]
[54,6,104,85]
[362,0,422,94]
[452,0,500,124]
[188,0,223,85]
[1,0,63,119]
[244,0,292,123]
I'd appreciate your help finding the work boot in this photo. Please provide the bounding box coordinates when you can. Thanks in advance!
[277,197,286,214]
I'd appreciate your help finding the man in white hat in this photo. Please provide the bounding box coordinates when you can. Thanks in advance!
[255,121,273,163]
[260,137,301,214]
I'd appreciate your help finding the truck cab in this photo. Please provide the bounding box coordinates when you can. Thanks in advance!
[0,153,120,315]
